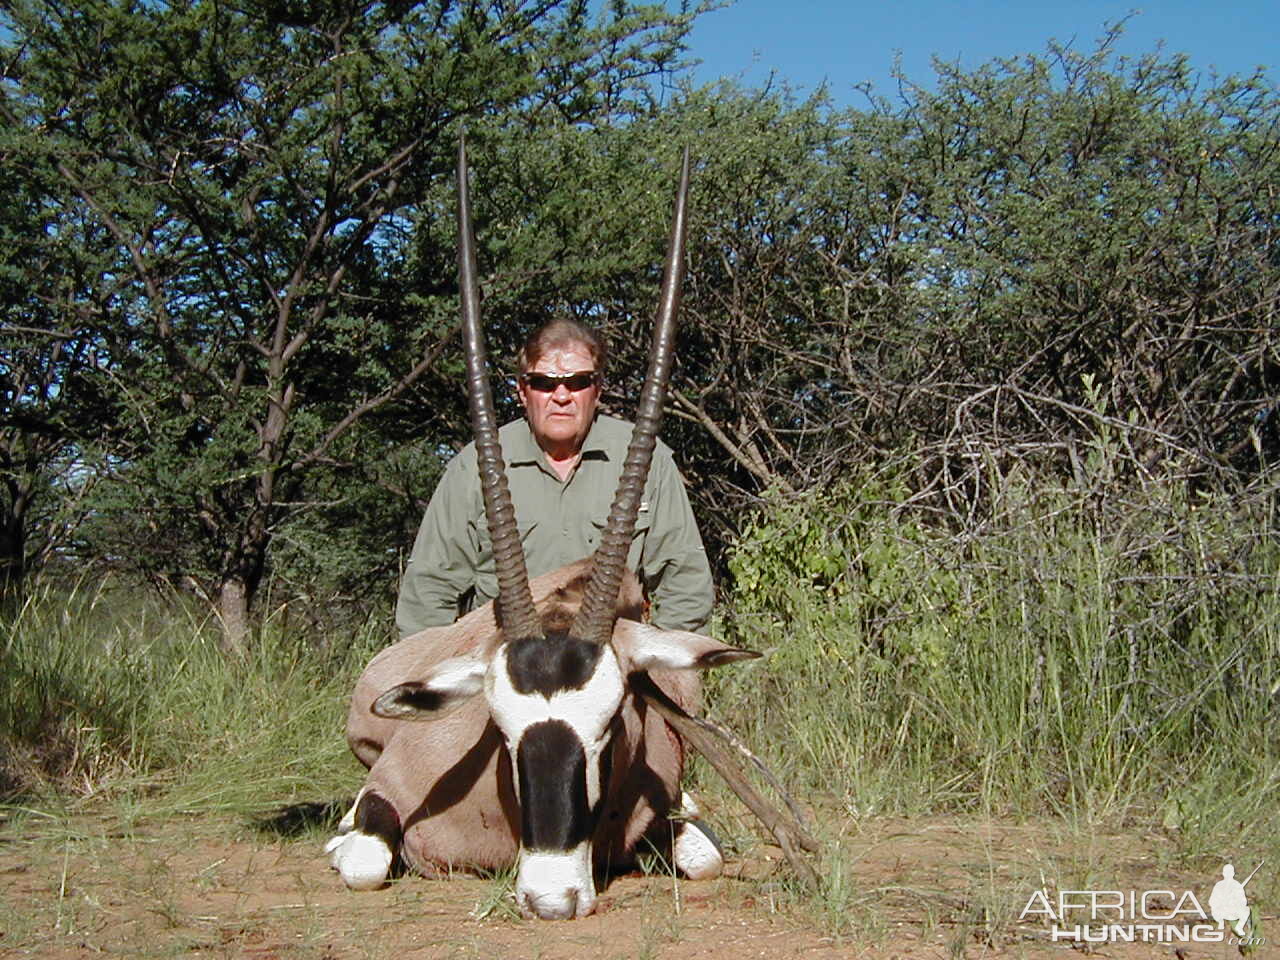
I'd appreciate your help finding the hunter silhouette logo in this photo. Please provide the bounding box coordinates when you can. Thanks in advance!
[1018,860,1266,947]
[1209,863,1253,938]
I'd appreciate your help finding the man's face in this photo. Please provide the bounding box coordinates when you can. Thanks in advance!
[516,344,601,458]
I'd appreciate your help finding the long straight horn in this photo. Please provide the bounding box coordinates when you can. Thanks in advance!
[572,148,691,645]
[457,137,542,641]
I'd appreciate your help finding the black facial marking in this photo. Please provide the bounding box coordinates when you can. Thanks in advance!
[696,648,762,668]
[372,681,446,717]
[594,731,616,820]
[506,633,602,696]
[517,719,591,851]
[354,791,402,849]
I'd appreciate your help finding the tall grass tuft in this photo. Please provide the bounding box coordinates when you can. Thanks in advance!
[710,465,1279,844]
[0,578,387,820]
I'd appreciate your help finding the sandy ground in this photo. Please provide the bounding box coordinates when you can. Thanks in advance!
[0,808,1271,959]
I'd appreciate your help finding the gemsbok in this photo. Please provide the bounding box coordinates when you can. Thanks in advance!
[327,142,804,920]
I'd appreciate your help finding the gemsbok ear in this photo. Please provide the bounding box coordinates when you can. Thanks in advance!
[611,621,761,673]
[371,655,487,719]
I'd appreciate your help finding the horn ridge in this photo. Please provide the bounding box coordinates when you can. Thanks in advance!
[457,137,542,642]
[572,148,691,645]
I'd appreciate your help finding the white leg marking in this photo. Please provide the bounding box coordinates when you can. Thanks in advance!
[326,831,393,891]
[336,785,367,834]
[679,790,701,818]
[673,818,724,880]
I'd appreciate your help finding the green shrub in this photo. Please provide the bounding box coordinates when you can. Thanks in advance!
[713,467,1279,830]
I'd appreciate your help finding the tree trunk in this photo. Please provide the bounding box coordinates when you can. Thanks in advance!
[0,480,30,609]
[216,577,253,658]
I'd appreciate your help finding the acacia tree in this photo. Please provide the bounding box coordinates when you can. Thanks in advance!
[1,0,702,651]
[0,127,128,602]
[877,39,1280,485]
[491,42,1279,556]
[648,43,1280,533]
[0,303,113,604]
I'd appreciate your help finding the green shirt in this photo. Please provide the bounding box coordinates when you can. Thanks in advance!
[396,414,714,636]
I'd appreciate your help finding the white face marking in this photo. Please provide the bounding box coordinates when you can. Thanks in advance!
[486,643,625,809]
[516,843,595,919]
[486,642,626,919]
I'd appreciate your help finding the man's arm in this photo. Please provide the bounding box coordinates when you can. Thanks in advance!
[395,452,481,637]
[639,447,715,633]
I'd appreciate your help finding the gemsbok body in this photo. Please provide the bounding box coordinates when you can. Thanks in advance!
[327,143,759,919]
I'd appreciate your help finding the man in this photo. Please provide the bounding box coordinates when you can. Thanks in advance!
[396,318,714,638]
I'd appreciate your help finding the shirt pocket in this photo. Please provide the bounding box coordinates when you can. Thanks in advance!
[473,519,538,602]
[588,510,652,572]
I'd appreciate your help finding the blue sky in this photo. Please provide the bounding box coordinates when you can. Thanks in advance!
[682,1,1277,104]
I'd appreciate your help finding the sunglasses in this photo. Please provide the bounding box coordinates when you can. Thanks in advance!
[520,371,600,393]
